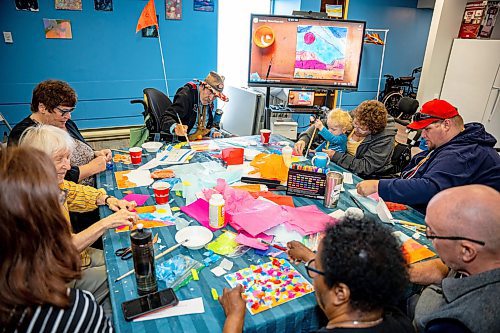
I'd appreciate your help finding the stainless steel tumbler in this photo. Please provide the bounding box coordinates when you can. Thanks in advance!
[324,171,343,208]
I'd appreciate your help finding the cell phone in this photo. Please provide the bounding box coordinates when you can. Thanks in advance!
[122,288,179,321]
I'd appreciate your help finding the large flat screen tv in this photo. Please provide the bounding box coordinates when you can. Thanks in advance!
[248,14,366,90]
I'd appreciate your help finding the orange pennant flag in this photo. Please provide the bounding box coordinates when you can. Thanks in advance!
[136,0,159,33]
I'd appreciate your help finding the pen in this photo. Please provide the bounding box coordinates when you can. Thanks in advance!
[349,193,364,211]
[259,239,288,252]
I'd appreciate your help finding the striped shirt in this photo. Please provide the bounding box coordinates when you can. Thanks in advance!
[13,289,112,333]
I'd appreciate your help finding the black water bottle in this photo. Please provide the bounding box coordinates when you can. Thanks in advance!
[130,224,157,295]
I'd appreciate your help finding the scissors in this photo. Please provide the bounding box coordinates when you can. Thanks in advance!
[115,233,159,260]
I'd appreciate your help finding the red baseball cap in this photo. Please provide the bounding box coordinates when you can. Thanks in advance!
[407,99,459,130]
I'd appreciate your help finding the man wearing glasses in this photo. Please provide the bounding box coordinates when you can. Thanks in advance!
[412,185,500,332]
[160,71,229,141]
[219,216,414,332]
[356,99,500,213]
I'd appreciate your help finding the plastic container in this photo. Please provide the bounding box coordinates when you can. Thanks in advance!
[282,144,293,167]
[130,224,158,295]
[209,194,225,229]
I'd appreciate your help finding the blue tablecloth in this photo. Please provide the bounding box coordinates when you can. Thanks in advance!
[97,135,428,333]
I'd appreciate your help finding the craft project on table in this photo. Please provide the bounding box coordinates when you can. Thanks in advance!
[224,258,314,315]
[114,170,153,189]
[116,205,175,232]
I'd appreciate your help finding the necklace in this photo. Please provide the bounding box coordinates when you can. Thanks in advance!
[327,317,383,329]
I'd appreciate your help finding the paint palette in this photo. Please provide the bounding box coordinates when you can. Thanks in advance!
[224,258,314,315]
[286,168,327,199]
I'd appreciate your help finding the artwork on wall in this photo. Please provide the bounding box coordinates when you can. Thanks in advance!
[43,19,73,39]
[15,0,39,11]
[193,0,214,12]
[166,0,182,20]
[94,0,112,11]
[142,15,159,38]
[55,0,82,11]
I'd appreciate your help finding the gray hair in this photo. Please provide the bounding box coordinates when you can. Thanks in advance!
[19,124,75,156]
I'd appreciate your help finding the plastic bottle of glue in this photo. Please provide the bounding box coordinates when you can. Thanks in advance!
[209,194,225,229]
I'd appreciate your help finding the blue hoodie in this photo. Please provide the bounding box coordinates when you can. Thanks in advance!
[379,123,500,214]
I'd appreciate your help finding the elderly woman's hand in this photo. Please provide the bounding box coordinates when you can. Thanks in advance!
[99,209,137,230]
[287,241,315,264]
[107,197,137,212]
[95,149,112,162]
[294,140,306,155]
[89,156,107,173]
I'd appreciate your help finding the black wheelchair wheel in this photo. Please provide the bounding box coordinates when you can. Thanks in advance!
[382,91,403,118]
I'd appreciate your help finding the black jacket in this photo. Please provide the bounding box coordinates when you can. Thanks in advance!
[160,83,214,134]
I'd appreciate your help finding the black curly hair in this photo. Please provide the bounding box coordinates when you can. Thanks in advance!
[30,80,77,113]
[319,216,409,312]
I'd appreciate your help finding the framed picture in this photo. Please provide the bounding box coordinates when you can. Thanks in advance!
[142,15,159,38]
[55,0,82,11]
[166,0,182,20]
[43,18,72,39]
[94,0,113,11]
[194,0,213,12]
[15,0,39,11]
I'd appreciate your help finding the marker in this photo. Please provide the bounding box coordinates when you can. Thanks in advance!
[211,288,219,300]
[259,239,288,252]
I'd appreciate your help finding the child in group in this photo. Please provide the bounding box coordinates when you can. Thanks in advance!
[314,108,353,153]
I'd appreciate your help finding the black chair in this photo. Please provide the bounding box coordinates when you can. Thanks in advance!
[131,88,172,142]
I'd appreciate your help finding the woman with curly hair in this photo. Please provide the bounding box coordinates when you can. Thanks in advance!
[0,147,112,332]
[219,216,414,332]
[294,100,397,178]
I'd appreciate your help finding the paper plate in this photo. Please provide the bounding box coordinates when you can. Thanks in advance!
[175,226,213,250]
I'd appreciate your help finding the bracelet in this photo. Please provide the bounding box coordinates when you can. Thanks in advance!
[104,195,114,206]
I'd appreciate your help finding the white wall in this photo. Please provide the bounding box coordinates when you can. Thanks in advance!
[417,0,471,103]
[217,0,271,88]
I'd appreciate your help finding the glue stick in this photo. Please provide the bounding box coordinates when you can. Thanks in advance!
[209,194,225,229]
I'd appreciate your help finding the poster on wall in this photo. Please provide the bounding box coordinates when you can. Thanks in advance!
[94,0,113,11]
[166,0,182,20]
[43,18,73,39]
[55,0,82,11]
[142,15,159,38]
[193,0,213,12]
[15,0,39,11]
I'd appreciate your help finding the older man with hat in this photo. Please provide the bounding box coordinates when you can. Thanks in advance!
[160,71,229,140]
[356,99,500,213]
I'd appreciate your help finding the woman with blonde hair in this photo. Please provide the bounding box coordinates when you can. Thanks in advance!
[19,124,137,314]
[0,147,112,332]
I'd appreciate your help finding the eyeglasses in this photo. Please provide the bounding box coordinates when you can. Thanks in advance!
[425,226,485,246]
[352,122,370,134]
[305,258,325,278]
[412,112,446,122]
[55,106,75,117]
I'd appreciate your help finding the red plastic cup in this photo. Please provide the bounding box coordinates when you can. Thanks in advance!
[260,129,271,144]
[152,182,170,205]
[129,147,142,165]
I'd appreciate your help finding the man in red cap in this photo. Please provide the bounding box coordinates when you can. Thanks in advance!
[356,99,500,213]
[160,71,229,140]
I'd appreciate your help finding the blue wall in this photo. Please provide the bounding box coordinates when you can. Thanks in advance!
[0,0,218,133]
[287,0,432,130]
[341,0,432,109]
